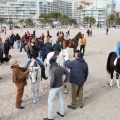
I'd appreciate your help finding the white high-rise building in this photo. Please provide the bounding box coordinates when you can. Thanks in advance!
[0,0,116,26]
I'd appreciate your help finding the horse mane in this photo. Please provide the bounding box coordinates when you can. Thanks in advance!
[106,52,116,74]
[75,32,81,41]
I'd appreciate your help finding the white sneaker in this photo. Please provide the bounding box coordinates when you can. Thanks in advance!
[33,100,37,104]
[36,99,39,102]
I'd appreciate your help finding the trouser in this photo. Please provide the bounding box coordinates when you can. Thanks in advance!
[16,87,24,108]
[48,86,64,119]
[20,43,27,52]
[71,84,83,107]
[16,40,20,49]
[80,45,85,55]
[0,50,3,62]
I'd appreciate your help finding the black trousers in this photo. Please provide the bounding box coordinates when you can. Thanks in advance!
[80,45,85,55]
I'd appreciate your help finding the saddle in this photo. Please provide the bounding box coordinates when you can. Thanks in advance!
[70,38,78,45]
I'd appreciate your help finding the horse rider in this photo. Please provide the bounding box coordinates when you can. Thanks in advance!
[24,37,48,79]
[46,38,54,56]
[64,51,88,109]
[11,59,30,109]
[43,56,69,120]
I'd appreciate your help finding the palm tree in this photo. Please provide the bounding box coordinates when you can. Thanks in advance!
[60,15,68,25]
[0,18,5,28]
[107,14,115,27]
[7,20,13,27]
[25,18,33,27]
[115,17,120,25]
[83,16,96,27]
[77,5,83,25]
[83,16,90,24]
[18,19,24,25]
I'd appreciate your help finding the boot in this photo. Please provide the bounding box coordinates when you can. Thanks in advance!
[116,79,120,88]
[42,71,48,80]
[110,79,113,88]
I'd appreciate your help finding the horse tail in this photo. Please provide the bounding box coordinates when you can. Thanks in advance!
[106,52,116,74]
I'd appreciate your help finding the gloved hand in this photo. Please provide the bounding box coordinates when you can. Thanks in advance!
[63,49,69,61]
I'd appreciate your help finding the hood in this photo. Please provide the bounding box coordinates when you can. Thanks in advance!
[50,62,58,70]
[77,58,85,62]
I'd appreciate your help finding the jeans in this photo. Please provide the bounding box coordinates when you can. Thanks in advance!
[16,40,20,49]
[80,45,85,55]
[24,57,45,71]
[48,86,64,119]
[20,43,27,52]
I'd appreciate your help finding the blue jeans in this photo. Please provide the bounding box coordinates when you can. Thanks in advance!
[16,40,20,49]
[24,57,45,71]
[48,86,64,119]
[20,43,27,52]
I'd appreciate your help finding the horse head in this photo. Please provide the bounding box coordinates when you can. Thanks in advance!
[75,32,82,40]
[29,59,38,84]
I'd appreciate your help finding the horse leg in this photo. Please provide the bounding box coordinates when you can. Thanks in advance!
[116,73,120,88]
[110,71,114,88]
[33,91,37,104]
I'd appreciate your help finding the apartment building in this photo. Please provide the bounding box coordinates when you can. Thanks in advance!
[0,0,117,26]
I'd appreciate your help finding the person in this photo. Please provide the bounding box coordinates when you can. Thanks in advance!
[64,52,88,109]
[87,29,90,37]
[43,56,69,120]
[16,33,21,49]
[19,35,27,52]
[74,50,80,60]
[11,59,30,109]
[9,34,16,49]
[90,29,92,37]
[4,37,11,58]
[80,34,86,55]
[65,32,69,40]
[53,39,61,52]
[0,37,4,63]
[24,37,48,79]
[5,29,6,35]
[106,28,109,35]
[27,31,30,40]
[46,38,54,56]
[41,33,45,43]
[33,30,36,37]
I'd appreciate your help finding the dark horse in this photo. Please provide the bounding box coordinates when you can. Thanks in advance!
[106,52,120,88]
[60,32,82,52]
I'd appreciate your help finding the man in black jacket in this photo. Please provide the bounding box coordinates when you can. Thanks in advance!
[43,57,69,120]
[64,51,88,109]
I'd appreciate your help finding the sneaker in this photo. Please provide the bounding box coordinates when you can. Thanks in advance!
[80,105,83,108]
[33,100,37,104]
[57,112,64,117]
[67,105,76,109]
[43,118,53,120]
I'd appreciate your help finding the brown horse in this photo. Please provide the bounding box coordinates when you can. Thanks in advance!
[60,32,82,52]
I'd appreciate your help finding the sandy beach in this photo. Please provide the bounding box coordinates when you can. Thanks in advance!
[0,27,120,120]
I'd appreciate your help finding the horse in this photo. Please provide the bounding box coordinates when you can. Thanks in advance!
[106,52,120,88]
[60,32,82,53]
[46,49,69,94]
[29,58,43,103]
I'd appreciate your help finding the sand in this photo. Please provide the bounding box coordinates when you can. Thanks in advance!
[0,27,120,120]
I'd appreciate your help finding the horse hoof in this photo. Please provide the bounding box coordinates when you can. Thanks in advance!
[33,100,37,104]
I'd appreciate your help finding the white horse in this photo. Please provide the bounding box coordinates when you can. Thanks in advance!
[46,48,69,94]
[29,59,43,103]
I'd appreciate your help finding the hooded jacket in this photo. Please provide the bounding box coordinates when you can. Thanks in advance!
[65,58,88,85]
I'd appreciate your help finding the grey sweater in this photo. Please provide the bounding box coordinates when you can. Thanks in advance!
[50,62,69,88]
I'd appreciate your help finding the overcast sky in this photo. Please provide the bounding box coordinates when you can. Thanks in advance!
[64,0,72,2]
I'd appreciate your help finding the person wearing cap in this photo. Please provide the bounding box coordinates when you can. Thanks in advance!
[11,60,30,109]
[45,38,54,56]
[43,57,69,120]
[64,52,88,109]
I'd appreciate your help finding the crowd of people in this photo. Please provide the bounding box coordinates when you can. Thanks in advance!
[0,28,89,120]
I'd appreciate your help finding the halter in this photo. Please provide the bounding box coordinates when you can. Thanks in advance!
[29,60,39,84]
